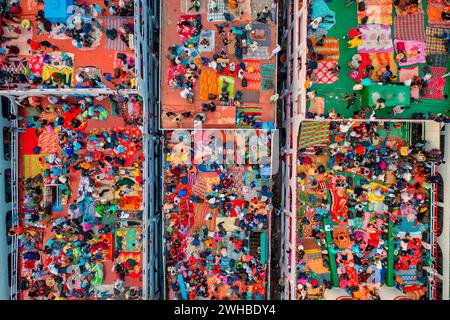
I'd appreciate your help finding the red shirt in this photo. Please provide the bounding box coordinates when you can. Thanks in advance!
[30,40,40,51]
[348,28,361,39]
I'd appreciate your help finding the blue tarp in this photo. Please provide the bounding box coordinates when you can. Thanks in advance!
[308,0,336,38]
[44,0,74,24]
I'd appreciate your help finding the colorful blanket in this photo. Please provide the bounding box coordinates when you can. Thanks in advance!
[199,69,219,100]
[42,52,75,87]
[358,25,394,53]
[313,60,339,84]
[312,37,340,61]
[309,0,336,32]
[394,13,425,42]
[298,121,331,148]
[393,40,426,66]
[207,0,226,22]
[427,54,448,68]
[425,27,448,55]
[236,105,263,128]
[177,15,199,43]
[301,206,321,237]
[218,75,235,99]
[360,52,397,81]
[357,0,393,25]
[117,252,141,278]
[98,233,114,261]
[22,128,39,155]
[104,17,133,51]
[261,63,275,91]
[117,228,142,252]
[228,166,245,194]
[38,128,60,154]
[119,195,142,211]
[29,54,44,76]
[193,203,216,231]
[427,2,450,28]
[167,65,186,88]
[243,59,262,91]
[423,67,447,100]
[24,155,44,179]
[198,29,215,52]
[227,33,237,55]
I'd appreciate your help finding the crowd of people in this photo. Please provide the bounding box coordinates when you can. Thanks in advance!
[163,130,273,299]
[162,0,279,128]
[304,0,449,121]
[296,121,444,300]
[13,95,144,299]
[0,0,136,90]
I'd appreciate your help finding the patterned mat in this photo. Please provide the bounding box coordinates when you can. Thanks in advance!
[177,15,199,43]
[103,16,133,51]
[312,37,340,62]
[394,13,425,42]
[358,25,393,54]
[425,27,448,55]
[236,105,262,128]
[298,121,331,148]
[261,63,275,91]
[243,60,261,91]
[427,54,448,68]
[244,46,270,60]
[423,66,447,100]
[207,0,226,22]
[313,60,339,84]
[198,29,215,52]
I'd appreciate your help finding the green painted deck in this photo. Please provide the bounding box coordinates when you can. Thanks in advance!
[309,0,449,119]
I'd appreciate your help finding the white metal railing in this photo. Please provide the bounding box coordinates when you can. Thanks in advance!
[135,0,148,300]
[429,164,437,300]
[9,97,19,300]
[0,88,138,97]
[280,0,307,300]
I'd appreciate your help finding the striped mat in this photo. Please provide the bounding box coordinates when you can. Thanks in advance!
[237,105,263,128]
[24,155,43,179]
[312,37,340,62]
[104,17,133,51]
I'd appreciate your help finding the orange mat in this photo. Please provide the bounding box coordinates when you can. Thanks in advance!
[199,69,219,100]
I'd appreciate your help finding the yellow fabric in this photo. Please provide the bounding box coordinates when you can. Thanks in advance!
[400,147,409,156]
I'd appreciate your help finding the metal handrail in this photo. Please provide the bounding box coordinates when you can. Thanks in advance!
[9,97,19,300]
